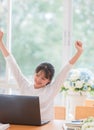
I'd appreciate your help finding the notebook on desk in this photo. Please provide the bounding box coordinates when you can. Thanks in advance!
[63,120,83,130]
[0,94,50,126]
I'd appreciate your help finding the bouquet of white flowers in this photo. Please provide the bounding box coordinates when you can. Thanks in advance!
[81,117,94,130]
[61,68,94,94]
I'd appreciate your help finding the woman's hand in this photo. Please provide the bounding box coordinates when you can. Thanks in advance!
[0,30,10,57]
[69,41,83,65]
[0,30,3,41]
[75,41,83,53]
[0,30,4,48]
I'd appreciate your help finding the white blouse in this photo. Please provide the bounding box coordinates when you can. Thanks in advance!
[5,55,73,121]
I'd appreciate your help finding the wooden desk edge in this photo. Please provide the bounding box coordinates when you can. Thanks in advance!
[8,120,64,130]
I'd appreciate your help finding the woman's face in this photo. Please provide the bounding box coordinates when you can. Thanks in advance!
[34,70,50,89]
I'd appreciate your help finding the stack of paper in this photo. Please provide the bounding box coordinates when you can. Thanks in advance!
[0,123,10,130]
[63,120,83,130]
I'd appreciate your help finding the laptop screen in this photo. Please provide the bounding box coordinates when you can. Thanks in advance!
[0,94,42,125]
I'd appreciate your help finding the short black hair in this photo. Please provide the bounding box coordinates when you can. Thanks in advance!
[35,62,55,81]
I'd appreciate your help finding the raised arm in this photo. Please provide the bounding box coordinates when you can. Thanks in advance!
[0,30,30,89]
[48,41,83,98]
[69,41,83,65]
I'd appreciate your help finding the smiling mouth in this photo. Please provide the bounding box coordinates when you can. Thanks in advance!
[35,82,42,86]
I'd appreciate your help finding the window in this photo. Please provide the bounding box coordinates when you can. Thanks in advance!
[12,0,64,77]
[0,0,94,95]
[72,0,94,72]
[1,0,69,93]
[0,0,8,79]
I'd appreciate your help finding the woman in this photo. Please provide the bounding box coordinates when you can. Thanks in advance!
[0,30,83,122]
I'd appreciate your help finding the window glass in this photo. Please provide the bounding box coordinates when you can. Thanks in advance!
[0,0,7,78]
[12,0,63,77]
[73,0,94,72]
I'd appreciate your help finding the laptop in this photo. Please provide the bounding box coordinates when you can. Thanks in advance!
[0,94,50,126]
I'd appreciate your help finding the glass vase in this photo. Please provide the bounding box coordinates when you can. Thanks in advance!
[66,91,87,120]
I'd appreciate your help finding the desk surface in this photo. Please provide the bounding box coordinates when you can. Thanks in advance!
[8,120,64,130]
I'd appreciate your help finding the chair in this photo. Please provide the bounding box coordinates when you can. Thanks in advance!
[85,99,94,107]
[75,106,94,120]
[54,106,66,120]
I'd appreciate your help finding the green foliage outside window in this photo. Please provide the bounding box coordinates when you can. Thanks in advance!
[0,0,94,78]
[73,0,94,72]
[12,0,63,76]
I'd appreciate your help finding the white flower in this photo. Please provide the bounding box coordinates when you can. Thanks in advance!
[63,81,70,89]
[82,122,94,130]
[69,70,80,81]
[88,79,94,86]
[75,80,83,88]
